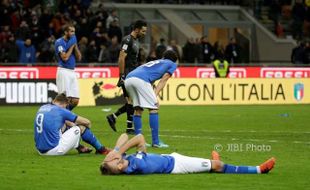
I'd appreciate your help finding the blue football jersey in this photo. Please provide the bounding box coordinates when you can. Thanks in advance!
[126,59,177,83]
[124,152,175,174]
[34,104,77,152]
[55,37,76,69]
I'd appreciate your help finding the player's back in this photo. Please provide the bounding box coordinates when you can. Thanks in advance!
[34,104,74,152]
[126,59,177,83]
[125,152,175,174]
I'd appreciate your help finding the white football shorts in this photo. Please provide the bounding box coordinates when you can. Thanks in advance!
[125,77,158,109]
[56,67,80,98]
[40,126,80,156]
[169,152,212,174]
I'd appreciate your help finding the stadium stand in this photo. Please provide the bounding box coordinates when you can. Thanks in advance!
[0,0,308,65]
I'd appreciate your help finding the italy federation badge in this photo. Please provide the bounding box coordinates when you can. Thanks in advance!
[294,83,304,101]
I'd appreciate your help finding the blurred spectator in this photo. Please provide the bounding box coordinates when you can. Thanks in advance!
[29,11,42,48]
[291,41,305,64]
[76,18,90,39]
[0,0,14,27]
[213,58,230,78]
[86,40,98,63]
[0,25,12,42]
[292,0,305,40]
[106,9,119,29]
[39,8,53,35]
[155,38,167,59]
[98,44,111,63]
[16,37,36,64]
[78,36,89,63]
[225,37,242,63]
[269,0,282,35]
[167,39,182,62]
[254,0,263,19]
[304,5,310,38]
[200,35,214,64]
[0,34,17,63]
[275,21,285,38]
[38,35,55,63]
[108,36,121,63]
[213,41,225,60]
[15,20,31,40]
[182,38,197,63]
[108,19,122,44]
[146,49,157,62]
[303,41,310,64]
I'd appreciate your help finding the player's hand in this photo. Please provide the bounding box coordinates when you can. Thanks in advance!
[104,149,122,162]
[117,74,125,87]
[68,35,77,47]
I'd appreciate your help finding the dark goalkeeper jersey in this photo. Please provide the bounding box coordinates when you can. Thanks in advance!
[121,34,140,74]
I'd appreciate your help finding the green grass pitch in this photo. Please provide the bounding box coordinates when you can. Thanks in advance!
[0,105,309,189]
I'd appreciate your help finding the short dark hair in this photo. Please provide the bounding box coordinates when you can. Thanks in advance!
[132,20,147,30]
[54,93,69,104]
[163,50,178,62]
[63,24,74,33]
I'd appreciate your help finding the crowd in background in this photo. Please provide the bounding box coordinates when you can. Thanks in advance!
[0,0,244,65]
[2,0,309,65]
[0,0,122,64]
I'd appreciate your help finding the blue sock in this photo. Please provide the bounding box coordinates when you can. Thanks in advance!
[223,164,258,174]
[81,128,103,150]
[133,115,142,135]
[149,113,159,145]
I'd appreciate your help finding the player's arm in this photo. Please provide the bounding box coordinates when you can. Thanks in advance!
[154,73,171,96]
[118,50,127,75]
[119,134,146,154]
[105,134,146,162]
[74,45,82,61]
[59,44,76,61]
[75,116,91,128]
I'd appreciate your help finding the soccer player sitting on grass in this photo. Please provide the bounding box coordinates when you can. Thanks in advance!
[100,133,276,175]
[34,93,110,156]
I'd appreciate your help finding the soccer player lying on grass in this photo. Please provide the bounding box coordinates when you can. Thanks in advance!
[34,93,110,156]
[99,133,275,175]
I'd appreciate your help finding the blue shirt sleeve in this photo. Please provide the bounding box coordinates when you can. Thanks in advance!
[31,46,36,63]
[167,62,177,76]
[60,108,78,123]
[55,39,65,55]
[16,40,23,49]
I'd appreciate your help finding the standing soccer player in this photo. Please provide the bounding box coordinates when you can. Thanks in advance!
[55,24,81,111]
[34,93,110,156]
[54,24,91,153]
[106,20,147,134]
[124,50,178,148]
